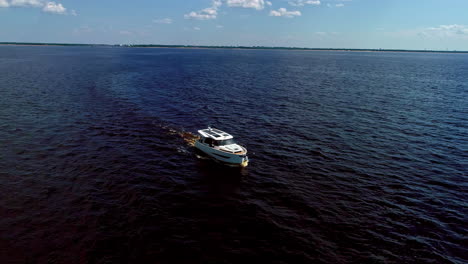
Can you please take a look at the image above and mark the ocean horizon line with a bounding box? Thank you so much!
[1,42,467,54]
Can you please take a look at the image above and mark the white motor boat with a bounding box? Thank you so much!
[195,127,249,167]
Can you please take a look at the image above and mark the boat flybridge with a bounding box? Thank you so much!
[195,127,249,167]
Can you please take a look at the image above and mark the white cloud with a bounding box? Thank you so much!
[385,24,468,44]
[10,0,42,7]
[42,1,66,14]
[269,8,301,18]
[325,0,350,8]
[1,0,74,15]
[0,0,9,7]
[227,0,266,10]
[184,0,221,20]
[212,0,222,8]
[266,1,272,6]
[289,0,320,7]
[194,27,201,31]
[184,8,217,20]
[153,18,173,24]
[422,24,468,38]
[216,25,224,28]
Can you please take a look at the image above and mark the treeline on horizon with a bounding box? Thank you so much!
[1,42,467,53]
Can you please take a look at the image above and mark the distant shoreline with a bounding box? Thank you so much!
[1,42,467,54]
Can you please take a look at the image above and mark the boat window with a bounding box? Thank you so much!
[204,138,214,145]
[215,139,235,146]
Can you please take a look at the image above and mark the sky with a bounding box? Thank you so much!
[1,0,468,50]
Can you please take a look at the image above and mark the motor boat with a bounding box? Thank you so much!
[195,127,249,167]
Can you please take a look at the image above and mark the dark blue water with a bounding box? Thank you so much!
[0,46,466,263]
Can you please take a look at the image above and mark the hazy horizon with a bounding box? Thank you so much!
[2,42,468,52]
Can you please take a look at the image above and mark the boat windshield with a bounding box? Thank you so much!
[215,139,235,146]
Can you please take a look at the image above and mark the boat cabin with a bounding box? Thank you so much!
[198,127,236,146]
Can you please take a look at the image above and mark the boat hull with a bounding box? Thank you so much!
[195,141,248,167]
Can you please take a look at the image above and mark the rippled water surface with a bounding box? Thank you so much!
[0,46,466,263]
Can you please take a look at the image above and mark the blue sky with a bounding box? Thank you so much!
[1,0,468,50]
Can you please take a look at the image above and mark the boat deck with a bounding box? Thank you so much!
[214,146,247,155]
